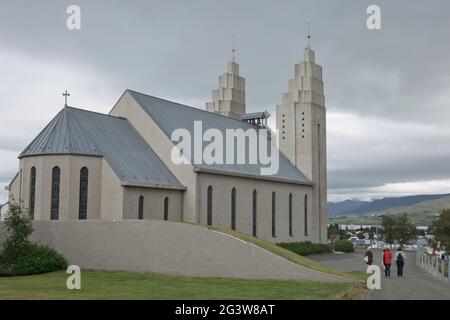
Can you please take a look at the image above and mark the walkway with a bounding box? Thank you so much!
[309,248,450,299]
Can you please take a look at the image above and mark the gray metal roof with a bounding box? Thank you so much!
[127,90,311,184]
[241,111,271,120]
[19,106,184,189]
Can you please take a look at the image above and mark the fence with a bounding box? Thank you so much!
[416,246,450,284]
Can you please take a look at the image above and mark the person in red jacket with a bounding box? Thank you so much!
[383,248,392,277]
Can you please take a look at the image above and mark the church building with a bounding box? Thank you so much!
[6,43,327,244]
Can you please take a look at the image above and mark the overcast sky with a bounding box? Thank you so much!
[1,0,449,203]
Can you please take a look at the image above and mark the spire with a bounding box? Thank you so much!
[232,33,236,62]
[206,40,246,119]
[307,19,311,49]
[304,19,315,63]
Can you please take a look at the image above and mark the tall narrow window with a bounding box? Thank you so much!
[289,193,293,236]
[29,167,36,220]
[304,194,308,236]
[272,192,276,237]
[50,166,60,220]
[138,196,144,220]
[78,167,88,220]
[164,197,169,221]
[252,190,257,237]
[207,186,213,225]
[231,188,236,230]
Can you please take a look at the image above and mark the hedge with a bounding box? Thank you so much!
[334,240,354,253]
[277,241,332,256]
[0,243,67,276]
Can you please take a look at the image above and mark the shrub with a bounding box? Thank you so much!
[0,243,67,276]
[334,240,354,253]
[0,201,67,276]
[277,241,332,256]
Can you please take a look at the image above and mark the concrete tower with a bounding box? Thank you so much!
[206,51,246,119]
[276,44,327,243]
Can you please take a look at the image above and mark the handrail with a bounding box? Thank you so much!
[416,245,449,284]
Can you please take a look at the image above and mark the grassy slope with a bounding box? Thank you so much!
[0,270,365,300]
[329,196,450,226]
[0,222,368,299]
[205,225,361,281]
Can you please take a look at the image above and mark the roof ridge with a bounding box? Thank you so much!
[63,107,72,153]
[126,89,256,126]
[65,105,127,120]
[43,108,66,154]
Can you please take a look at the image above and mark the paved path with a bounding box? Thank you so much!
[309,248,450,300]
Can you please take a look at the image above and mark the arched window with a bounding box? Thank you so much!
[29,167,36,220]
[207,186,213,226]
[272,192,276,237]
[50,166,60,220]
[138,196,144,220]
[304,194,308,236]
[252,190,257,237]
[78,167,88,220]
[289,193,293,236]
[164,197,169,221]
[231,188,236,230]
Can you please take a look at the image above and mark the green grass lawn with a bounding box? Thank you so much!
[0,270,366,300]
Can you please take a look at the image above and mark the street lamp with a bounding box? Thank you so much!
[372,213,382,248]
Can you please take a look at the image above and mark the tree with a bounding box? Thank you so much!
[394,213,418,247]
[380,213,417,247]
[417,229,426,237]
[3,201,33,252]
[429,209,450,250]
[327,223,346,241]
[380,214,397,245]
[1,201,67,276]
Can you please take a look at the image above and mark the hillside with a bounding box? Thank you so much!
[328,194,450,217]
[328,194,450,226]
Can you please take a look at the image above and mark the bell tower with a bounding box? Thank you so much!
[206,35,246,119]
[276,35,327,243]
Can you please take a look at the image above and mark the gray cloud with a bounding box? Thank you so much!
[1,0,449,201]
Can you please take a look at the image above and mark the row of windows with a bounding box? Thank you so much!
[206,186,309,237]
[28,166,88,220]
[30,166,171,221]
[138,195,170,220]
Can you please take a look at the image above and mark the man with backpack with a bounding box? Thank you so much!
[395,247,406,276]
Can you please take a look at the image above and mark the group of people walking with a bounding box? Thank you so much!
[365,247,407,277]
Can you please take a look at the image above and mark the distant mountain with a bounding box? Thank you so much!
[328,193,450,218]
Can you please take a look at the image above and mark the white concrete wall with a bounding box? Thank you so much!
[0,220,348,282]
[16,155,103,220]
[123,187,183,221]
[99,159,123,221]
[276,47,327,243]
[197,172,317,243]
[7,173,20,205]
[109,92,197,223]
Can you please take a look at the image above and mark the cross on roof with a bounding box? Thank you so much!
[63,90,70,107]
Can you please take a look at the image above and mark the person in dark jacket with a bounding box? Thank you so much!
[394,247,406,276]
[365,248,374,265]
